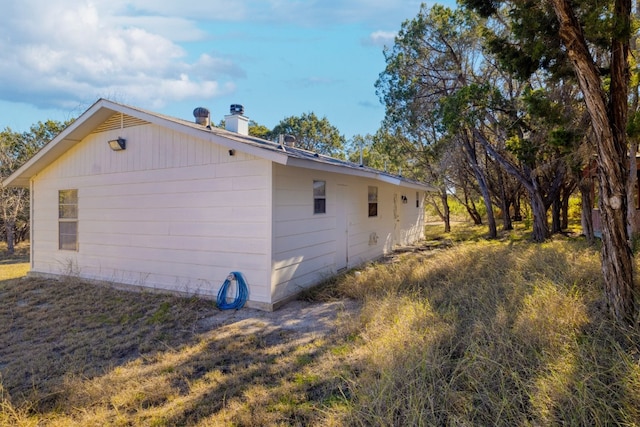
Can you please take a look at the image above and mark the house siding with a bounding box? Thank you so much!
[270,164,425,303]
[30,123,273,303]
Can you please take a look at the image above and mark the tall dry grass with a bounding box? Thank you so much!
[323,229,640,426]
[2,226,640,426]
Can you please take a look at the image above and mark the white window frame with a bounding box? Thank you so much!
[368,186,378,217]
[59,189,78,251]
[313,180,326,214]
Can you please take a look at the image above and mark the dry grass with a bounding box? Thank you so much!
[2,225,640,426]
[0,242,30,280]
[0,245,353,426]
[325,225,640,426]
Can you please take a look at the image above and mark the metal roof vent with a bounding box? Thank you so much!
[284,134,296,147]
[277,134,297,148]
[230,104,244,115]
[193,107,211,127]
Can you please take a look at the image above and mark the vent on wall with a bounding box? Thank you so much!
[91,113,150,134]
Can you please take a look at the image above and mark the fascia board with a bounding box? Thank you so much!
[285,157,435,191]
[3,100,290,187]
[3,100,114,187]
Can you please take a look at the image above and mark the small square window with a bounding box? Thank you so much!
[368,186,378,217]
[314,180,326,214]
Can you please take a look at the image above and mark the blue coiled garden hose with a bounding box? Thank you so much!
[217,271,248,310]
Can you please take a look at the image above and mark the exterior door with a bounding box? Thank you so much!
[336,184,348,270]
[393,192,401,246]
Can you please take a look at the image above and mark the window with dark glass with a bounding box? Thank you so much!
[59,189,78,250]
[368,186,378,217]
[314,180,326,214]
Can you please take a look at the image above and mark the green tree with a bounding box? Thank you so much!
[376,4,498,237]
[214,118,271,139]
[345,134,393,171]
[0,120,70,253]
[270,112,345,157]
[248,121,271,139]
[462,0,635,323]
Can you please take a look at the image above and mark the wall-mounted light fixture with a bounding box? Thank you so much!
[228,149,236,156]
[108,137,126,151]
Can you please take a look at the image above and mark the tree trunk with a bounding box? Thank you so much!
[628,138,638,237]
[551,196,562,234]
[561,186,571,230]
[513,194,523,221]
[499,169,513,231]
[529,190,550,242]
[580,176,595,244]
[478,176,497,238]
[551,0,635,323]
[627,0,640,239]
[502,198,513,231]
[5,218,15,255]
[472,128,549,240]
[440,185,451,233]
[462,190,483,224]
[462,135,497,238]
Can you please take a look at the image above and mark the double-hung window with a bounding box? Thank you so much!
[313,180,326,214]
[59,189,78,250]
[368,186,378,217]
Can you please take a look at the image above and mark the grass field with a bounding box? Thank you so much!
[0,243,29,280]
[2,225,640,426]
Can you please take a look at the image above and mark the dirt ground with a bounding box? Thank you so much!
[197,298,361,336]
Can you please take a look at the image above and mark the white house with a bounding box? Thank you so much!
[4,99,433,310]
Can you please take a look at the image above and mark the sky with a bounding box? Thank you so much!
[0,0,456,141]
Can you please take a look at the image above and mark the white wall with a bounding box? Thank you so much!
[30,123,273,303]
[271,164,426,303]
[396,190,427,246]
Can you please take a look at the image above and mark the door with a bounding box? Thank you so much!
[393,192,401,246]
[336,184,348,270]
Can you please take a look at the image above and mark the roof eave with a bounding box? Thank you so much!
[3,99,114,188]
[285,157,435,191]
[3,98,436,192]
[3,99,290,188]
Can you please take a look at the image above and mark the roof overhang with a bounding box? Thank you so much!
[3,99,289,188]
[285,157,436,192]
[3,98,436,193]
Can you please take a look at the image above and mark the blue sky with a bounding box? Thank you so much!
[0,0,456,141]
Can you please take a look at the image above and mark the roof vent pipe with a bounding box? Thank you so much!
[284,134,296,147]
[278,134,296,147]
[193,107,210,127]
[230,104,244,115]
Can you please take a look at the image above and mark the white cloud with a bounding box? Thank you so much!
[0,0,446,116]
[0,0,241,110]
[365,30,397,47]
